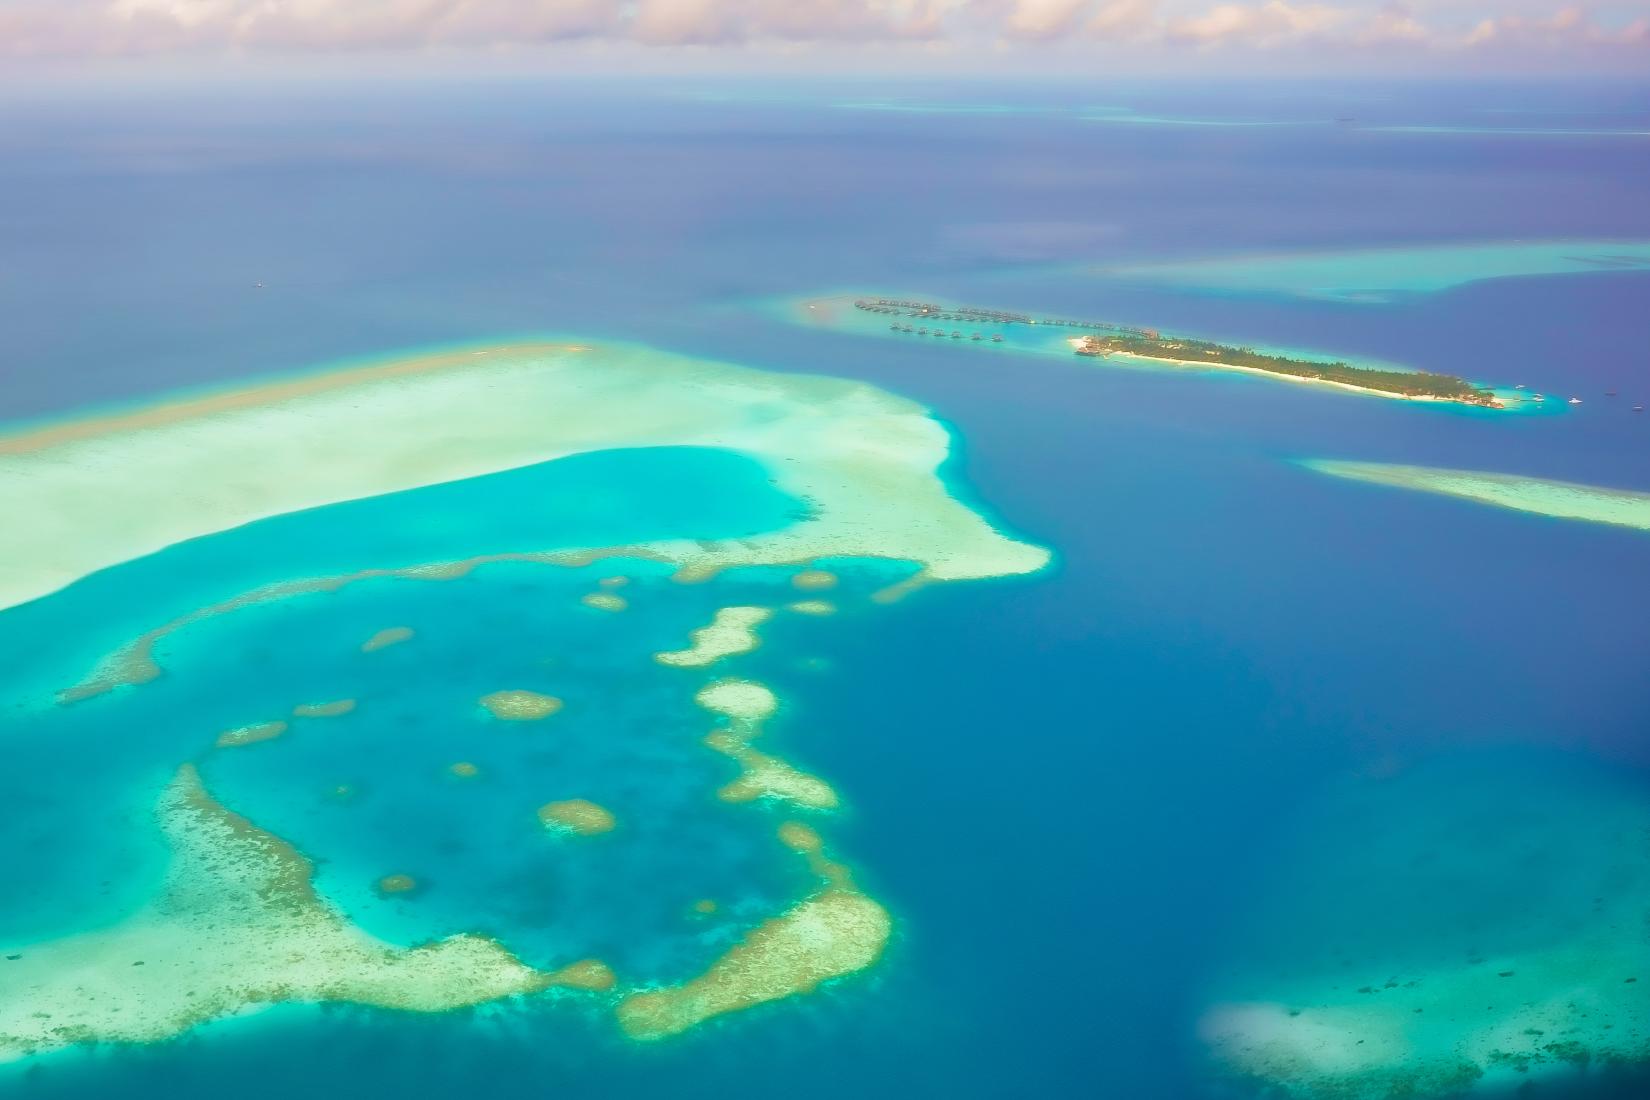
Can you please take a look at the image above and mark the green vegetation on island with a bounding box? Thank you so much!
[845,296,1500,406]
[1075,333,1499,406]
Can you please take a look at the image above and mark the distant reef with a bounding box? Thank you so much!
[1303,460,1650,532]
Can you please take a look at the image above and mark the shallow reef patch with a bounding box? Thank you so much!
[694,678,779,724]
[656,606,772,668]
[537,799,617,836]
[215,721,287,749]
[480,690,564,721]
[0,766,604,1062]
[292,698,356,719]
[362,626,415,653]
[615,824,888,1040]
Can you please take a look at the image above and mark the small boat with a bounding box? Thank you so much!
[1569,397,1583,405]
[1634,405,1644,413]
[917,327,927,335]
[1514,383,1526,389]
[992,334,1004,342]
[971,333,982,341]
[1606,391,1618,397]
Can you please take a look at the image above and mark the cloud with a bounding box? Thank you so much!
[0,0,1645,63]
[1462,5,1650,48]
[1086,0,1158,37]
[631,0,950,45]
[1166,1,1347,46]
[991,0,1158,40]
[1353,2,1427,44]
[630,0,741,44]
[2,0,620,55]
[998,0,1092,39]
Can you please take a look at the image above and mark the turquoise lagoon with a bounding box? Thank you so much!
[2,79,1649,1100]
[1,440,927,1044]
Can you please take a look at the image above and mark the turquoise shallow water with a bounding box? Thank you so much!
[1094,241,1650,303]
[0,431,945,1089]
[0,446,826,945]
[2,78,1649,1099]
[2,446,799,705]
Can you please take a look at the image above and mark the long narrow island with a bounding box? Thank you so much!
[843,297,1503,408]
[1073,333,1500,406]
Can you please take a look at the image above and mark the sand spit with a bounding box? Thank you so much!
[615,823,889,1040]
[0,766,607,1062]
[656,606,772,668]
[2,339,1047,615]
[1304,460,1650,532]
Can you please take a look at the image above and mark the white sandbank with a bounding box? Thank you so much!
[1304,460,1650,532]
[0,340,1048,613]
[0,766,604,1061]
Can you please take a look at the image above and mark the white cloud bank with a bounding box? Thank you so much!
[0,0,1644,65]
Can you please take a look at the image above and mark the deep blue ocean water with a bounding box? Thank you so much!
[1,78,1648,1098]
